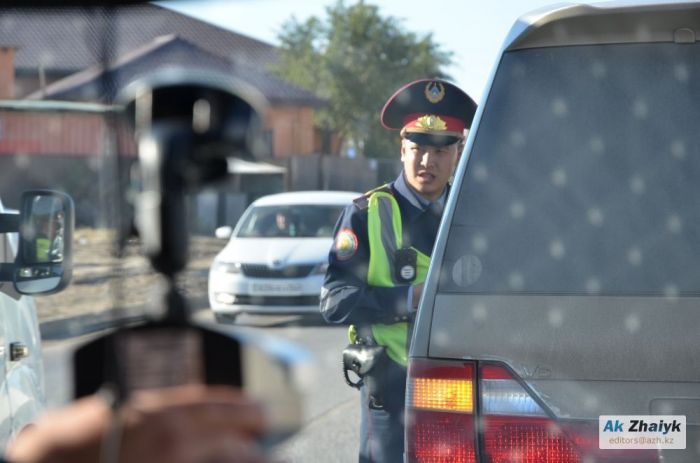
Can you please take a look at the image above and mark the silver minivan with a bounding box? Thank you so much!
[408,2,700,462]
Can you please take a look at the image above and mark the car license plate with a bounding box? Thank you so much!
[249,282,303,295]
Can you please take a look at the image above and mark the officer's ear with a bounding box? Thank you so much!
[400,137,408,162]
[453,139,463,161]
[450,139,463,184]
[455,135,466,163]
[458,131,467,154]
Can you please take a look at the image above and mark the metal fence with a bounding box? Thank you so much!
[190,154,403,235]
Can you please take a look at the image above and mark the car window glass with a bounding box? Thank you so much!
[237,205,344,238]
[443,43,700,296]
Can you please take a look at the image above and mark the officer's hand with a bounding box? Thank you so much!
[7,385,271,463]
[412,283,425,310]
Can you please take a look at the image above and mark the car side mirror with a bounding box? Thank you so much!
[214,226,233,240]
[14,190,74,295]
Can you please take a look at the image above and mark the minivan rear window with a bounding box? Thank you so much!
[441,42,700,295]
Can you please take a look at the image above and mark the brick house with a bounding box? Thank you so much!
[0,4,328,158]
[0,5,341,227]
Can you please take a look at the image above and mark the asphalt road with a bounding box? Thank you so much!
[42,310,361,463]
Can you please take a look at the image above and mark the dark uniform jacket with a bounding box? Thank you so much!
[320,173,444,327]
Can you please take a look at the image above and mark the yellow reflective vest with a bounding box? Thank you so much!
[350,186,430,366]
[35,237,51,262]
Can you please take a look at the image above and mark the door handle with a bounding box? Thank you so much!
[10,342,29,361]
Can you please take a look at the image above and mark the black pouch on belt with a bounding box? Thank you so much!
[342,343,387,390]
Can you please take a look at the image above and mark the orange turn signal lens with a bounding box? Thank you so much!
[410,377,474,413]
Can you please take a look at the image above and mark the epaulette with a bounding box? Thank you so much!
[352,183,392,210]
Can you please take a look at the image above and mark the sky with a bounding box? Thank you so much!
[160,0,684,102]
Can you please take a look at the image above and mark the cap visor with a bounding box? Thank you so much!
[404,132,460,147]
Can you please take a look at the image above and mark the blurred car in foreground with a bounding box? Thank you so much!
[0,190,73,449]
[209,191,359,322]
[407,2,700,462]
[0,202,44,449]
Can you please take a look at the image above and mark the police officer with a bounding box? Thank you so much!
[320,78,476,462]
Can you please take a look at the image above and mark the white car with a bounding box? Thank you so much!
[0,201,45,449]
[209,191,360,322]
[0,190,73,452]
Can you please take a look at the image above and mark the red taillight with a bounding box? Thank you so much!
[480,364,580,462]
[406,361,658,462]
[483,416,582,463]
[480,364,658,463]
[406,359,477,463]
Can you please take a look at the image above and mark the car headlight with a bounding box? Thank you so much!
[312,262,329,275]
[212,261,241,274]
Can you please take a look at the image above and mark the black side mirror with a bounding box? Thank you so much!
[14,190,74,295]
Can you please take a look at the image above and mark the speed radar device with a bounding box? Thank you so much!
[72,72,303,442]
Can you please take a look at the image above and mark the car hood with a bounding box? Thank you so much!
[215,237,332,266]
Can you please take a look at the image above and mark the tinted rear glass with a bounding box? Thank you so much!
[442,42,700,295]
[236,204,344,238]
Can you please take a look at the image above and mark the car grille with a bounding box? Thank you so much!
[234,295,320,306]
[241,264,315,279]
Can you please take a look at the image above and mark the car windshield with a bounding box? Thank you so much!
[236,205,344,238]
[5,1,688,462]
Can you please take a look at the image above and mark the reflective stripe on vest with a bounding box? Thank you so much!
[36,238,50,262]
[366,190,429,366]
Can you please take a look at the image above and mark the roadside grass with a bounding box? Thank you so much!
[34,228,225,322]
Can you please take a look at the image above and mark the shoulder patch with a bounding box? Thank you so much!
[334,228,359,261]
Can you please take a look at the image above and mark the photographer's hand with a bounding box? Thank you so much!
[7,385,271,463]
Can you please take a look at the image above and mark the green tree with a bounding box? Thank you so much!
[274,0,453,158]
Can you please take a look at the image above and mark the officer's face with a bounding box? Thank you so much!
[401,138,459,201]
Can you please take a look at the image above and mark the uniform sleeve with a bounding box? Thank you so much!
[319,203,410,325]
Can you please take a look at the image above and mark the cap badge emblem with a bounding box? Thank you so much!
[425,81,445,103]
[416,114,447,131]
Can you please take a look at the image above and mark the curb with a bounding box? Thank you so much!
[39,299,210,340]
[40,310,147,341]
